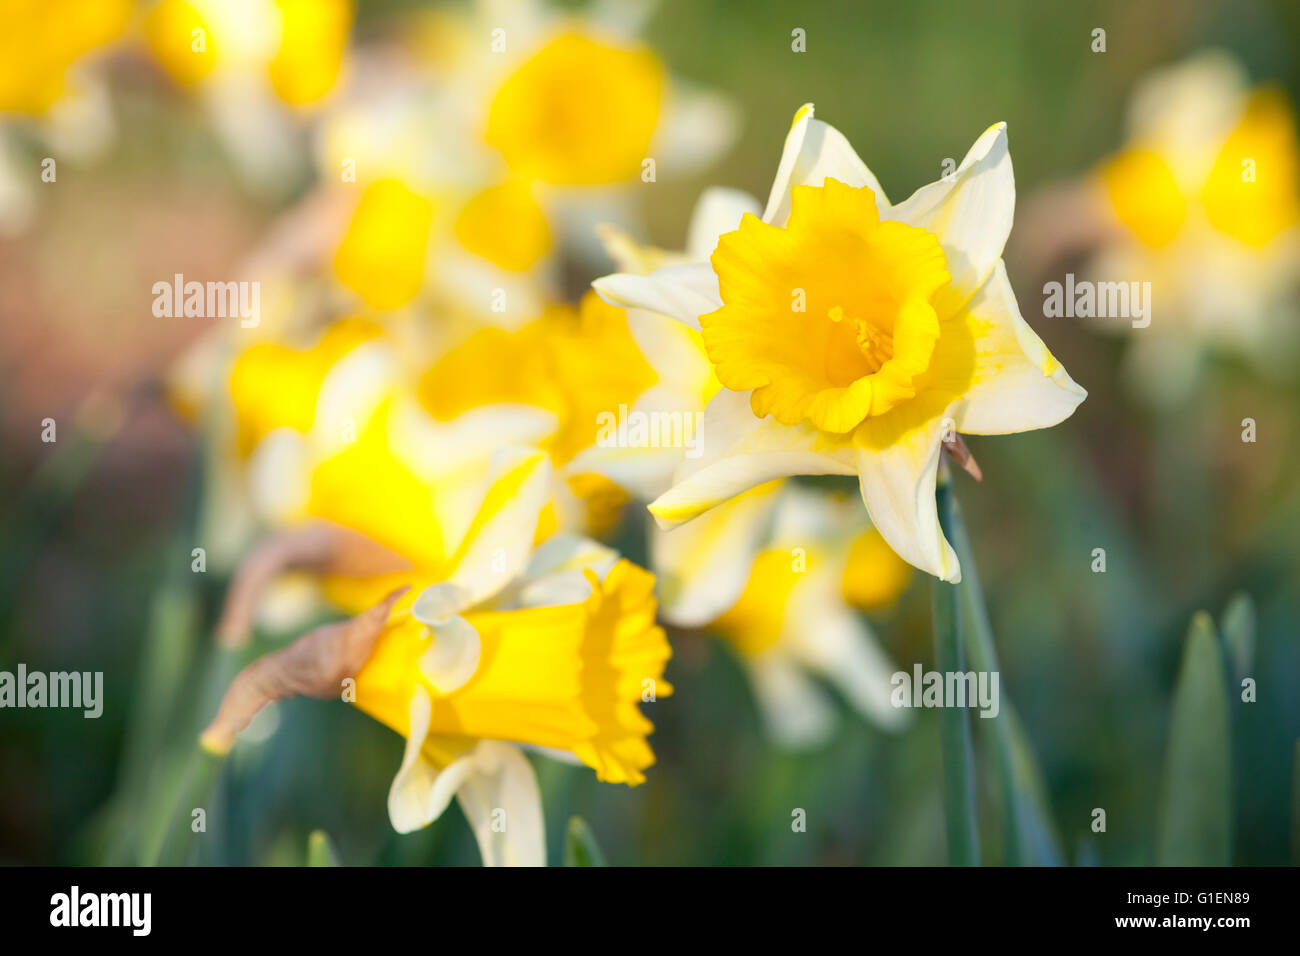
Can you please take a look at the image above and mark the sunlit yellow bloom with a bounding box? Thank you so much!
[0,0,128,116]
[840,527,912,612]
[358,558,670,786]
[421,291,657,465]
[453,178,553,272]
[333,178,436,310]
[268,0,352,106]
[1088,52,1300,400]
[146,0,351,106]
[596,104,1086,581]
[708,179,950,432]
[486,31,664,185]
[702,487,909,746]
[335,449,673,864]
[229,317,382,454]
[1103,67,1299,250]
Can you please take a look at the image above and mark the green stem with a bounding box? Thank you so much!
[145,742,227,866]
[933,479,980,866]
[946,492,1022,865]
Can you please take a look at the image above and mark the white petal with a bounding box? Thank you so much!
[523,533,620,580]
[743,654,837,749]
[854,409,961,582]
[387,688,475,833]
[248,428,310,522]
[786,569,909,730]
[512,569,595,608]
[653,84,740,176]
[443,447,552,606]
[503,534,619,608]
[417,616,482,694]
[565,441,681,501]
[592,264,722,331]
[648,389,856,529]
[624,309,713,399]
[393,401,559,482]
[412,581,474,624]
[686,187,762,261]
[887,123,1013,310]
[951,261,1087,435]
[762,104,890,227]
[455,741,546,867]
[652,482,782,628]
[311,343,395,455]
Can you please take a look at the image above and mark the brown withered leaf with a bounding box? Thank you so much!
[215,521,412,648]
[201,586,409,755]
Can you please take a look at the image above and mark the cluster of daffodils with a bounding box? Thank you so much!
[171,0,723,866]
[195,93,1089,866]
[134,0,1108,866]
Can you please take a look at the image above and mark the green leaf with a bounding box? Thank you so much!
[1156,612,1231,866]
[564,817,607,867]
[1220,592,1255,687]
[948,489,1061,865]
[307,830,342,867]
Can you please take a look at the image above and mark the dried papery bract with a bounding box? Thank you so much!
[215,521,412,648]
[201,586,409,754]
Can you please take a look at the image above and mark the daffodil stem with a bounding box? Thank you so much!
[145,742,226,867]
[933,480,980,866]
[946,491,1024,866]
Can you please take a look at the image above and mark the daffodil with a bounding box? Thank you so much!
[203,447,673,866]
[0,0,130,233]
[659,483,911,747]
[315,0,735,317]
[1086,52,1300,400]
[414,288,698,536]
[144,0,353,189]
[595,104,1087,582]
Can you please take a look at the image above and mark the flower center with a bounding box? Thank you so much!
[703,178,951,434]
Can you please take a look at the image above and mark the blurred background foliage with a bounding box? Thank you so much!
[2,0,1298,865]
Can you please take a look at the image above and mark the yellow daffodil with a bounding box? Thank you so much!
[145,0,353,189]
[315,0,735,316]
[226,317,556,542]
[205,445,673,866]
[0,0,130,233]
[659,482,910,747]
[1088,52,1300,400]
[333,448,671,865]
[595,104,1087,582]
[418,291,665,534]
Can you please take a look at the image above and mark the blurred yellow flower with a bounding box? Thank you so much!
[1087,52,1300,401]
[146,0,351,106]
[840,527,912,612]
[486,31,664,185]
[0,0,129,116]
[333,178,435,310]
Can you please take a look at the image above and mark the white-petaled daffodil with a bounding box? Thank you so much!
[595,104,1087,582]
